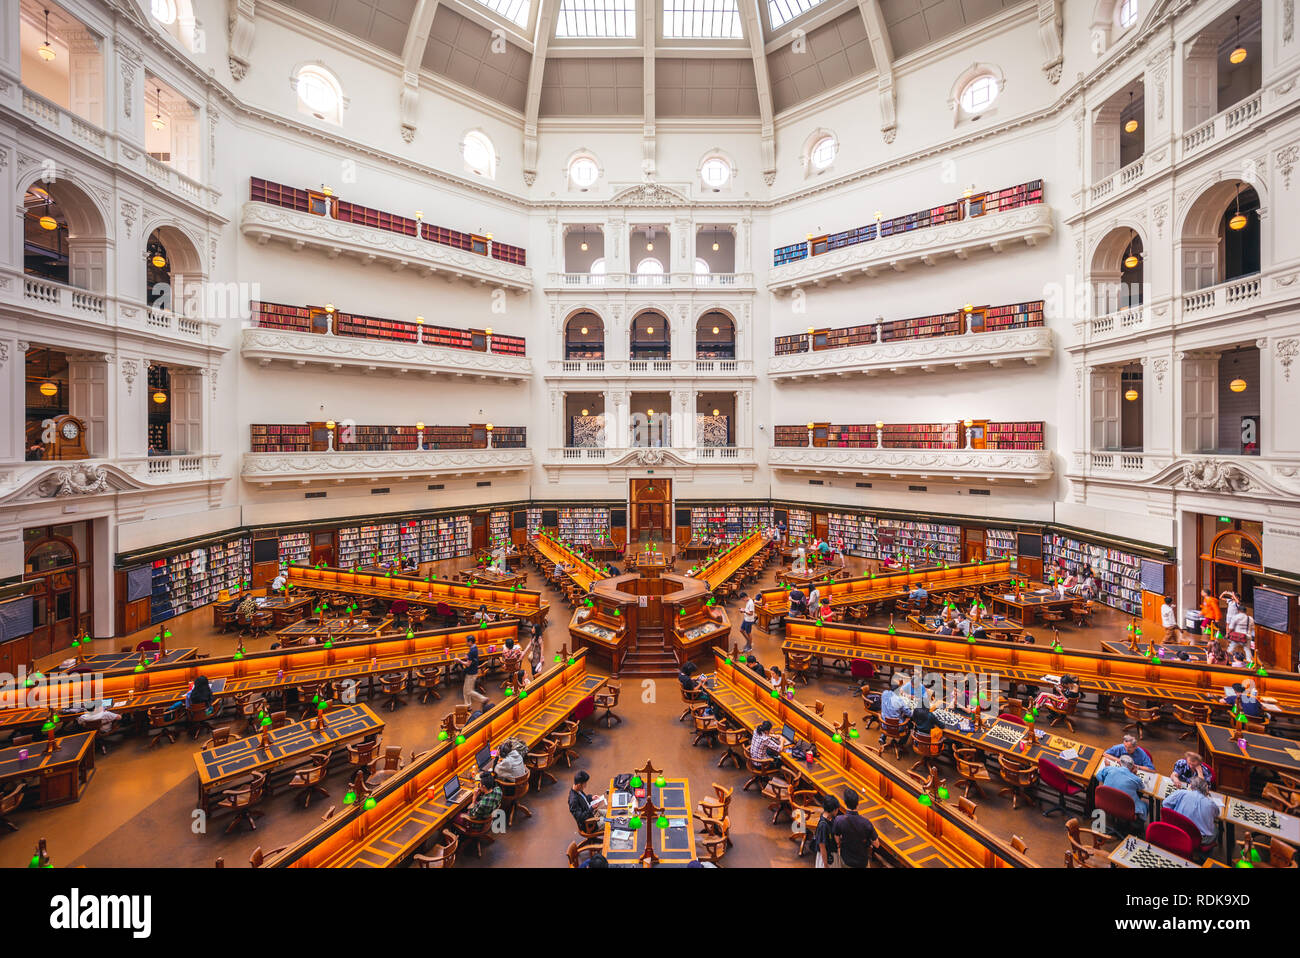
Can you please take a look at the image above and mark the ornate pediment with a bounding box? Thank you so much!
[610,447,691,468]
[608,184,691,209]
[1145,458,1299,498]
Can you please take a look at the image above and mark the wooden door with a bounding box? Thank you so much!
[1182,358,1218,453]
[814,513,828,541]
[964,528,985,563]
[471,514,488,550]
[310,531,335,567]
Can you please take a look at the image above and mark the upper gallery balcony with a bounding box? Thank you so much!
[0,454,226,505]
[241,301,530,382]
[767,180,1050,295]
[770,300,1052,380]
[240,179,532,293]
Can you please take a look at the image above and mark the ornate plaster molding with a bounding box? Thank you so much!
[769,327,1053,379]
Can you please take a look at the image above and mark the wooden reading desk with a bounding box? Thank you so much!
[989,588,1077,626]
[274,616,391,644]
[529,535,608,593]
[1198,722,1300,795]
[0,730,96,806]
[55,648,197,674]
[602,776,696,866]
[689,531,767,592]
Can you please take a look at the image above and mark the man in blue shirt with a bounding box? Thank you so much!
[1095,755,1146,822]
[1162,777,1219,844]
[880,687,912,723]
[908,584,928,602]
[1104,735,1155,772]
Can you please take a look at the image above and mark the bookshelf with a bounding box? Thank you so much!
[977,300,1045,332]
[815,325,877,350]
[250,177,525,264]
[489,511,510,544]
[336,312,419,344]
[278,531,311,566]
[250,424,311,453]
[339,425,420,452]
[148,536,250,625]
[773,242,809,267]
[774,333,808,356]
[985,528,1016,559]
[877,519,961,565]
[882,311,961,342]
[1044,533,1141,615]
[880,423,960,449]
[559,507,609,545]
[787,509,812,543]
[337,526,362,568]
[825,424,878,448]
[490,333,526,356]
[773,425,808,447]
[970,180,1044,216]
[827,512,878,557]
[252,300,526,355]
[985,421,1045,450]
[490,426,527,449]
[690,505,772,541]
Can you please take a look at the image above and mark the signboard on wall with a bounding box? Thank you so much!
[1212,532,1262,568]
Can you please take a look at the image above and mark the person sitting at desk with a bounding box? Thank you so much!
[1171,751,1214,788]
[1230,648,1250,668]
[1061,570,1079,594]
[1095,754,1147,823]
[474,605,495,625]
[910,702,941,735]
[744,654,765,678]
[880,685,913,737]
[568,769,606,832]
[494,738,529,783]
[970,624,990,640]
[908,584,928,603]
[237,592,257,622]
[77,699,122,731]
[935,619,956,636]
[455,771,503,828]
[1161,776,1219,847]
[168,674,214,715]
[768,666,784,694]
[952,614,972,638]
[749,720,785,764]
[271,571,288,592]
[788,587,807,618]
[816,599,834,623]
[1033,673,1080,712]
[678,661,706,696]
[1206,641,1228,666]
[1226,680,1264,718]
[1104,734,1155,772]
[1081,572,1098,599]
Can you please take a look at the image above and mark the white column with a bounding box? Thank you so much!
[674,388,693,450]
[116,355,149,458]
[68,352,110,458]
[0,338,24,462]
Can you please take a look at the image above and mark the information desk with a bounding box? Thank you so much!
[55,648,197,674]
[0,622,521,732]
[576,572,723,673]
[195,703,384,810]
[989,589,1077,626]
[266,652,608,867]
[602,777,696,866]
[286,565,548,626]
[529,535,609,593]
[211,593,312,630]
[0,730,96,806]
[780,620,1300,717]
[754,560,1015,632]
[703,652,1034,868]
[1197,722,1300,795]
[689,531,768,592]
[274,616,391,644]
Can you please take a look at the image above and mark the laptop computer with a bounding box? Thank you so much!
[781,723,797,745]
[475,744,493,771]
[443,774,468,804]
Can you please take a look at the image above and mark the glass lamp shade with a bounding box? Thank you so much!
[39,215,58,231]
[1124,253,1140,269]
[39,381,58,397]
[152,390,167,404]
[1230,46,1247,64]
[1124,389,1139,401]
[1229,213,1248,231]
[151,253,167,268]
[38,43,55,61]
[1124,118,1138,133]
[1229,379,1247,393]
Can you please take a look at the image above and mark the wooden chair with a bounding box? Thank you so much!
[499,774,532,826]
[575,811,603,843]
[216,771,267,833]
[788,787,823,857]
[909,729,944,778]
[249,611,273,637]
[145,706,184,749]
[241,696,269,734]
[218,608,240,633]
[1065,817,1114,867]
[879,716,909,760]
[295,683,325,720]
[1122,698,1161,739]
[679,685,707,721]
[347,740,378,779]
[547,721,580,767]
[287,751,332,808]
[200,726,234,749]
[411,668,441,704]
[1070,601,1094,627]
[996,755,1039,810]
[0,782,25,831]
[1236,836,1296,868]
[366,746,404,788]
[716,727,749,769]
[526,738,559,789]
[452,813,496,858]
[690,705,719,748]
[787,654,813,687]
[1172,703,1211,741]
[1011,834,1029,854]
[761,774,795,825]
[1261,782,1300,815]
[957,797,978,820]
[1044,695,1078,733]
[248,844,288,868]
[565,839,603,867]
[186,702,217,739]
[413,830,459,868]
[379,672,408,712]
[953,747,991,798]
[743,751,778,792]
[269,710,289,729]
[695,783,733,832]
[593,682,622,727]
[697,816,731,864]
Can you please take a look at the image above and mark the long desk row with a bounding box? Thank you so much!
[0,622,523,732]
[689,531,768,592]
[528,535,609,593]
[286,565,547,624]
[266,650,608,867]
[755,560,1015,631]
[705,651,1035,868]
[779,620,1300,716]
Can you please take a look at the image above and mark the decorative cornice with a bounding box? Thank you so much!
[0,455,227,505]
[769,327,1053,379]
[240,328,532,381]
[768,447,1054,482]
[240,448,533,485]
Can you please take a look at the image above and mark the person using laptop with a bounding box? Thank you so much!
[568,770,606,832]
[454,771,502,828]
[77,698,121,731]
[493,737,528,782]
[749,720,785,764]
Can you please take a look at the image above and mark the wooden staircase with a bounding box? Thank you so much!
[621,628,677,677]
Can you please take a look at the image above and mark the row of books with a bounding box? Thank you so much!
[250,177,526,265]
[690,505,773,540]
[250,423,311,453]
[149,537,250,624]
[986,421,1045,451]
[773,299,1046,354]
[1043,533,1142,615]
[984,528,1016,559]
[251,300,526,356]
[786,509,811,542]
[278,531,311,566]
[489,511,511,544]
[772,178,1044,264]
[559,507,610,545]
[334,517,472,566]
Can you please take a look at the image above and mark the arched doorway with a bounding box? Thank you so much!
[21,176,108,291]
[1181,180,1261,291]
[1199,525,1264,611]
[564,311,604,360]
[23,524,93,656]
[696,311,736,360]
[630,311,669,361]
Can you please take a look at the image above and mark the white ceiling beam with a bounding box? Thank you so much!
[398,0,441,142]
[738,0,776,184]
[522,0,557,185]
[642,0,657,178]
[856,0,896,143]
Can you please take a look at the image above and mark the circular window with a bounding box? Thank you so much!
[463,132,495,178]
[701,157,731,189]
[959,75,999,114]
[570,156,599,189]
[296,67,340,117]
[152,0,178,25]
[1117,0,1139,29]
[809,135,837,172]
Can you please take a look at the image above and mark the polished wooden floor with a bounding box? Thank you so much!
[1,554,1217,868]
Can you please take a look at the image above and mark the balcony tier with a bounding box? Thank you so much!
[767,446,1054,483]
[542,446,756,482]
[240,448,533,486]
[769,327,1053,380]
[0,455,226,505]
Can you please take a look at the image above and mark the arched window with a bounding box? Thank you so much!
[701,156,731,190]
[959,74,999,114]
[636,258,664,275]
[151,0,178,24]
[694,258,710,275]
[589,257,606,274]
[1117,0,1138,30]
[569,155,600,190]
[296,65,343,124]
[809,134,837,172]
[463,131,496,179]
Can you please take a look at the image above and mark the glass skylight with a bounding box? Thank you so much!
[470,0,531,26]
[767,0,828,29]
[556,0,637,38]
[663,0,742,39]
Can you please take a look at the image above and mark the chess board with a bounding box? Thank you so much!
[983,720,1030,747]
[932,708,972,732]
[1228,803,1280,830]
[1114,837,1194,868]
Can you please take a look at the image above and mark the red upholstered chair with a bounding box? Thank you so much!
[1160,806,1216,858]
[570,694,597,744]
[997,713,1026,725]
[1094,784,1140,837]
[1145,821,1196,859]
[848,659,875,696]
[1037,757,1082,818]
